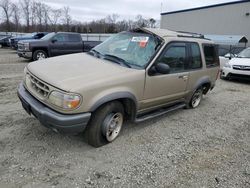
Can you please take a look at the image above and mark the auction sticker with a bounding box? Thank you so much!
[131,36,149,42]
[131,36,149,48]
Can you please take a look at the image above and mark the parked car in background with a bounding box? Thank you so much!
[83,41,102,52]
[0,35,11,47]
[10,32,48,49]
[221,47,250,80]
[18,28,220,147]
[218,46,246,69]
[17,32,100,61]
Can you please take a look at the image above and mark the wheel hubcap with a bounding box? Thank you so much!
[192,90,202,108]
[102,112,123,142]
[36,52,46,60]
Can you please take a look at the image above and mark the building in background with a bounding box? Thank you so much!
[160,0,250,46]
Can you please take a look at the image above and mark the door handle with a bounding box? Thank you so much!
[179,75,188,80]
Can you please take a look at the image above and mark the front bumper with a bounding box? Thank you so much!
[17,83,91,135]
[17,51,32,59]
[221,67,250,78]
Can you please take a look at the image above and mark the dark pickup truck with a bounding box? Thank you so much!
[17,32,100,61]
[10,32,48,49]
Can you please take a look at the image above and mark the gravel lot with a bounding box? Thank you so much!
[0,48,249,188]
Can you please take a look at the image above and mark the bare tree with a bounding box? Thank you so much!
[106,14,119,24]
[49,8,62,31]
[135,14,149,27]
[12,4,20,32]
[149,18,156,28]
[62,6,71,31]
[20,0,31,32]
[30,0,37,31]
[35,2,43,31]
[0,0,13,31]
[42,4,50,31]
[105,14,119,33]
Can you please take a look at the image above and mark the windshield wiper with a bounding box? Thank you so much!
[89,49,102,57]
[103,54,131,68]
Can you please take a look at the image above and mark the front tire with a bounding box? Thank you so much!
[86,101,124,147]
[33,50,47,61]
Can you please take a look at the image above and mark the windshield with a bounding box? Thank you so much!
[238,48,250,58]
[23,33,37,38]
[41,33,55,40]
[92,31,160,68]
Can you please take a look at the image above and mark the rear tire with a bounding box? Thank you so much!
[86,101,124,147]
[33,50,47,61]
[188,88,203,108]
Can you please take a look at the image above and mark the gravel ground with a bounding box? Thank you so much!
[0,48,249,188]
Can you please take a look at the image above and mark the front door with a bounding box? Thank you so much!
[50,34,67,56]
[141,42,189,110]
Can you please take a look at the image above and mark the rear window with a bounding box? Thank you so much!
[68,34,81,42]
[203,45,219,67]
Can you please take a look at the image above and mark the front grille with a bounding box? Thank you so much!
[233,65,250,71]
[26,73,50,99]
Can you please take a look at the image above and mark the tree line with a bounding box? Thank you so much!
[0,0,157,33]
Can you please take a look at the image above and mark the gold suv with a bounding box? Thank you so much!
[18,28,220,147]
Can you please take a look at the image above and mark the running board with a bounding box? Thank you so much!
[135,103,186,123]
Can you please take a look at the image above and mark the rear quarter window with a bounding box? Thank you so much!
[190,43,202,69]
[203,44,219,67]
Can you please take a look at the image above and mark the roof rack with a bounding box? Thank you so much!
[176,31,210,40]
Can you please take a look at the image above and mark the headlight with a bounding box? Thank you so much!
[224,62,231,68]
[23,43,30,51]
[49,91,81,110]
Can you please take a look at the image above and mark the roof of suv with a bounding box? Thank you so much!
[141,27,212,43]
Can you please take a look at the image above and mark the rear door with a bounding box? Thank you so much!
[142,42,190,110]
[64,34,83,54]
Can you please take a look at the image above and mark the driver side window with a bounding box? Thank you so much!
[157,43,187,73]
[53,34,67,42]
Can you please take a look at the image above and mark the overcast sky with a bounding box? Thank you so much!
[41,0,240,21]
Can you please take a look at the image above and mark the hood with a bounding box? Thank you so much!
[229,58,250,66]
[27,53,139,92]
[12,36,35,41]
[18,39,41,44]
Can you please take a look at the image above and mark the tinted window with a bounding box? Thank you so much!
[53,34,67,42]
[68,34,81,42]
[203,45,219,67]
[157,43,186,73]
[190,43,202,69]
[36,33,45,39]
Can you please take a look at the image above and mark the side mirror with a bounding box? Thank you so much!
[155,63,170,74]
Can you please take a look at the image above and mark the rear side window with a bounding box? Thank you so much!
[67,34,81,42]
[190,43,202,69]
[203,45,219,67]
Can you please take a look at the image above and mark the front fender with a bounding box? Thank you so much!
[89,91,138,112]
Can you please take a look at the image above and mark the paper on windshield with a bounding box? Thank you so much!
[131,36,149,48]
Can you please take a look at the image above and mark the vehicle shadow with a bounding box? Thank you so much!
[221,78,250,85]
